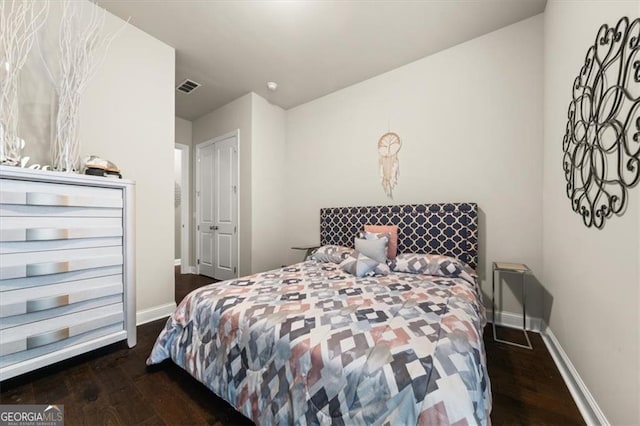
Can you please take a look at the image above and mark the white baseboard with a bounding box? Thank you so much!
[175,263,197,274]
[540,323,608,426]
[174,258,181,266]
[136,302,177,325]
[485,308,542,332]
[184,266,197,274]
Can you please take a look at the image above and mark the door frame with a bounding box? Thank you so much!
[195,129,240,278]
[175,143,191,274]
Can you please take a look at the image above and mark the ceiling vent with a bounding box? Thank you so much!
[176,79,201,94]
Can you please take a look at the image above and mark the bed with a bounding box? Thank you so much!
[147,203,491,425]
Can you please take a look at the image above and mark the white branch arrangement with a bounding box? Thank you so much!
[39,0,126,172]
[0,0,49,164]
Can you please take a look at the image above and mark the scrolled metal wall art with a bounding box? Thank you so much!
[562,16,639,229]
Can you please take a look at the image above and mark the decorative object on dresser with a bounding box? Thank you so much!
[0,0,49,166]
[82,155,122,179]
[562,16,640,229]
[0,165,136,380]
[37,0,127,172]
[377,131,401,198]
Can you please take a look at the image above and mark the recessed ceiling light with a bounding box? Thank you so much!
[266,81,278,91]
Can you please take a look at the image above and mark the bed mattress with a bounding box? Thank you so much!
[147,260,491,425]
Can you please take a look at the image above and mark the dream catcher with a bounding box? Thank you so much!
[378,132,402,198]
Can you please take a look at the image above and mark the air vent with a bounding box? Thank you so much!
[176,79,201,94]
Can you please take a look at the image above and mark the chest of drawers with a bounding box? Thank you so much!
[0,166,135,380]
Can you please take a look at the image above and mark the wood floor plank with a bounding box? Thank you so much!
[484,325,584,425]
[0,381,33,405]
[117,349,151,381]
[108,389,157,425]
[134,370,211,426]
[30,371,72,403]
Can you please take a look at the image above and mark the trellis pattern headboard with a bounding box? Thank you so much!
[320,203,478,269]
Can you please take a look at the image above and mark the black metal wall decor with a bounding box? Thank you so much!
[562,16,639,229]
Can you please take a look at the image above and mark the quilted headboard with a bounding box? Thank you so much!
[320,203,478,269]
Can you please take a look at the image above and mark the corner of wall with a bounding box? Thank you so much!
[541,322,609,425]
[136,303,177,325]
[542,1,640,424]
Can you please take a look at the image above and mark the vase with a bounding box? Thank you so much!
[52,89,81,172]
[0,71,23,166]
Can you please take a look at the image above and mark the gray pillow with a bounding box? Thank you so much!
[354,237,388,263]
[339,250,379,278]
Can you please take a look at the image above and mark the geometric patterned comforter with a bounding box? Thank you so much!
[147,260,491,425]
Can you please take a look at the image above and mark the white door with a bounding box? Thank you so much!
[196,133,238,280]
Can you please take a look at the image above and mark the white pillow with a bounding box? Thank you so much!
[354,237,388,263]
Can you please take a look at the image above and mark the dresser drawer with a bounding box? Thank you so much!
[0,178,123,218]
[0,204,123,218]
[0,274,123,319]
[0,216,122,255]
[0,216,122,241]
[0,265,123,292]
[1,294,123,330]
[0,323,125,371]
[0,237,123,255]
[0,246,123,280]
[0,302,124,357]
[0,179,123,209]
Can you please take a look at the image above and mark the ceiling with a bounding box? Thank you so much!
[100,0,547,121]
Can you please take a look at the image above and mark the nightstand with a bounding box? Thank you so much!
[492,262,532,350]
[291,246,319,260]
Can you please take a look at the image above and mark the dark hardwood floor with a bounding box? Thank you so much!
[174,265,218,305]
[485,327,584,425]
[1,268,584,425]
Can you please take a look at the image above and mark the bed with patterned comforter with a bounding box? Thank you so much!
[147,258,491,425]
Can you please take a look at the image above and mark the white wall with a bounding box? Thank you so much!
[191,92,287,275]
[18,1,175,321]
[175,117,192,267]
[251,93,287,272]
[175,117,192,146]
[79,7,176,319]
[285,15,544,317]
[174,149,182,259]
[543,2,639,424]
[192,93,252,276]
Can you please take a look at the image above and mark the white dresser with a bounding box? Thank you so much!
[0,165,135,380]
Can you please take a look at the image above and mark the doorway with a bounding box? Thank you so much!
[174,143,191,274]
[195,130,239,280]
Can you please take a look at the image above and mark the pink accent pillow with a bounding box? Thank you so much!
[365,225,398,259]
